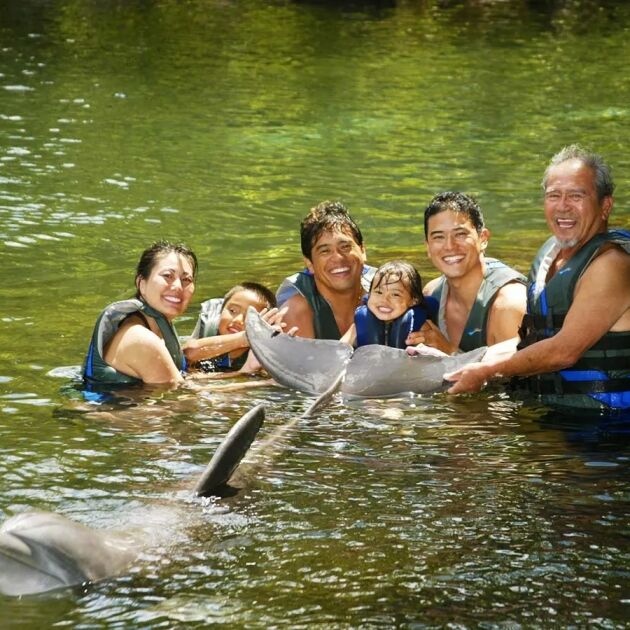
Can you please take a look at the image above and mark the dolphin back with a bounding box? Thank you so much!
[246,308,352,395]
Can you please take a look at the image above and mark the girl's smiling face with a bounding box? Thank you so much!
[367,274,415,322]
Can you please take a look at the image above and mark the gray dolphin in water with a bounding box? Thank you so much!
[0,404,266,597]
[245,308,487,398]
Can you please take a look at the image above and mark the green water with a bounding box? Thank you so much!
[1,1,629,627]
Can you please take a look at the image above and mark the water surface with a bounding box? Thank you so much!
[1,1,629,627]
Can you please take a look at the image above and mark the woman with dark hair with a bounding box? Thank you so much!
[83,241,198,386]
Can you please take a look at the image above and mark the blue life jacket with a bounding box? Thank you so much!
[83,299,186,387]
[516,229,630,413]
[276,266,377,340]
[354,297,439,349]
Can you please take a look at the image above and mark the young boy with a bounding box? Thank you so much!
[184,282,276,372]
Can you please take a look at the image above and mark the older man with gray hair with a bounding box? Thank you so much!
[446,145,630,416]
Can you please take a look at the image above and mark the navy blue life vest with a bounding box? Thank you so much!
[354,297,439,349]
[516,229,630,413]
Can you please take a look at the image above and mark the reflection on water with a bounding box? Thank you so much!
[1,0,629,627]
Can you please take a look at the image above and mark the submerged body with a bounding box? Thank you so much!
[0,404,266,597]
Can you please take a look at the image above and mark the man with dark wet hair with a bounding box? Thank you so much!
[277,200,375,339]
[415,191,526,354]
[446,145,630,416]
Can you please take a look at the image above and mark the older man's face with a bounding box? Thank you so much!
[543,158,612,250]
[305,228,366,296]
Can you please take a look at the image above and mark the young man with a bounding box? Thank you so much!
[416,192,526,354]
[446,145,630,415]
[277,200,375,339]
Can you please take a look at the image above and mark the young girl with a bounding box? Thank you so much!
[341,260,438,349]
[184,282,276,372]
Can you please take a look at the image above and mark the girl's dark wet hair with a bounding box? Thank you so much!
[135,240,198,298]
[370,260,426,307]
[223,282,277,310]
[423,192,485,238]
[300,200,363,260]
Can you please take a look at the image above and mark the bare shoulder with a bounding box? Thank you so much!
[580,244,630,289]
[492,280,527,313]
[281,293,315,338]
[423,277,441,295]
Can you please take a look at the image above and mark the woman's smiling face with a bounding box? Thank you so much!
[137,251,195,321]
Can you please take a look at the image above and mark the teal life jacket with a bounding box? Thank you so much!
[83,299,186,387]
[276,265,376,340]
[354,297,439,348]
[188,298,247,372]
[429,258,526,352]
[516,229,630,413]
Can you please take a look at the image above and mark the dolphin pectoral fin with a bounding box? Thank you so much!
[301,369,346,418]
[245,307,353,395]
[195,403,266,498]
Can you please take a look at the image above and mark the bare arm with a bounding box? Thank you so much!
[485,280,527,346]
[280,294,314,339]
[447,248,630,393]
[105,323,184,384]
[183,331,248,364]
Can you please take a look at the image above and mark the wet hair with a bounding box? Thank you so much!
[542,144,615,200]
[370,260,426,308]
[423,192,485,238]
[134,240,198,298]
[223,282,276,310]
[300,200,363,260]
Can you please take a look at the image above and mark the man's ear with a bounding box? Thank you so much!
[601,195,614,221]
[480,228,491,250]
[304,256,314,273]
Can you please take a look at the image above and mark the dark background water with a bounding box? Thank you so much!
[1,1,629,627]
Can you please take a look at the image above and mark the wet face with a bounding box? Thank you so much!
[218,289,268,336]
[425,209,488,280]
[305,228,366,296]
[367,275,415,322]
[543,158,612,250]
[137,251,195,321]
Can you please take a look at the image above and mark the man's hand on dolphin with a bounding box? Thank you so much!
[405,320,457,354]
[444,361,491,394]
[405,343,449,358]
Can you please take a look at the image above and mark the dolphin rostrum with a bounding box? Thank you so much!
[245,308,487,398]
[0,404,266,597]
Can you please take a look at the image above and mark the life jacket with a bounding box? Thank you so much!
[516,230,630,413]
[276,265,376,340]
[354,297,439,348]
[429,258,526,352]
[188,298,246,372]
[83,299,186,386]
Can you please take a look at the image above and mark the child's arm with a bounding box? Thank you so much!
[183,331,249,364]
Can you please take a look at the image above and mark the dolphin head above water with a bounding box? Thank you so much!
[0,404,267,597]
[245,308,487,398]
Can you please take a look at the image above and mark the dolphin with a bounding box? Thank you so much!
[0,404,266,597]
[245,308,487,398]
